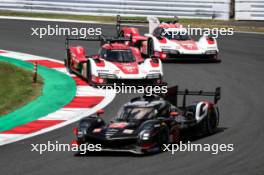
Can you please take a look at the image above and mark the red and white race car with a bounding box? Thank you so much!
[65,36,164,86]
[117,16,220,62]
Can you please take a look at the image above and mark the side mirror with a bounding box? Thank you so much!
[156,34,163,40]
[170,111,179,117]
[96,109,104,116]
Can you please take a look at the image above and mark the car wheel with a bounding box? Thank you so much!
[86,61,95,86]
[64,59,73,73]
[199,107,219,136]
[147,39,154,57]
[157,127,169,152]
[212,53,221,63]
[170,126,180,144]
[155,76,163,85]
[207,107,219,134]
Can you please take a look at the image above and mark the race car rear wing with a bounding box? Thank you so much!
[116,15,148,36]
[164,85,221,107]
[147,16,179,34]
[116,15,180,35]
[65,35,132,50]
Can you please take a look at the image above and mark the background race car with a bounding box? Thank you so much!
[65,36,164,86]
[116,15,220,62]
[72,85,221,154]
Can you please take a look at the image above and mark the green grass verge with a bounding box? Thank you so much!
[0,10,264,33]
[0,61,42,115]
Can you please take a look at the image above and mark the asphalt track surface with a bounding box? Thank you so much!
[0,19,263,175]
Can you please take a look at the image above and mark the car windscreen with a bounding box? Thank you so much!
[162,30,191,41]
[115,107,156,122]
[102,49,135,63]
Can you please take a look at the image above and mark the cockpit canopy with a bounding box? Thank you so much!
[100,48,135,63]
[115,106,157,122]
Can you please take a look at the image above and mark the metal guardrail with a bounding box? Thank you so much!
[0,0,231,20]
[235,0,264,20]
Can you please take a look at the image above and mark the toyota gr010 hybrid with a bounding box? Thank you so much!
[64,36,164,86]
[116,15,220,62]
[71,85,221,154]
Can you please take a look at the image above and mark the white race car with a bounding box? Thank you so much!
[117,16,220,62]
[65,36,164,86]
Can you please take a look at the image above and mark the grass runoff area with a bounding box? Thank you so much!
[0,10,264,33]
[0,61,42,116]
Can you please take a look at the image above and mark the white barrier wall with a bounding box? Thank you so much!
[0,0,231,20]
[235,0,264,20]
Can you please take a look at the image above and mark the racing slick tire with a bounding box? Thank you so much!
[210,53,221,63]
[147,38,154,57]
[157,126,170,152]
[86,60,96,87]
[65,51,73,73]
[170,126,181,144]
[198,106,219,136]
[207,107,220,134]
[64,58,73,73]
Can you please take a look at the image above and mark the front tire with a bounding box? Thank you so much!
[86,61,95,86]
[64,59,73,73]
[147,39,154,57]
[157,127,169,152]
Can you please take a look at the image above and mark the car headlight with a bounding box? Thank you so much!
[123,129,134,134]
[77,129,86,137]
[139,130,151,140]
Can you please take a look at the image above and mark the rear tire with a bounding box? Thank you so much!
[199,107,219,136]
[207,107,219,134]
[211,53,221,63]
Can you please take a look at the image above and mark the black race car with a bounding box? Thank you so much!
[72,86,221,154]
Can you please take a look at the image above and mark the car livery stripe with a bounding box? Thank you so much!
[0,49,116,146]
